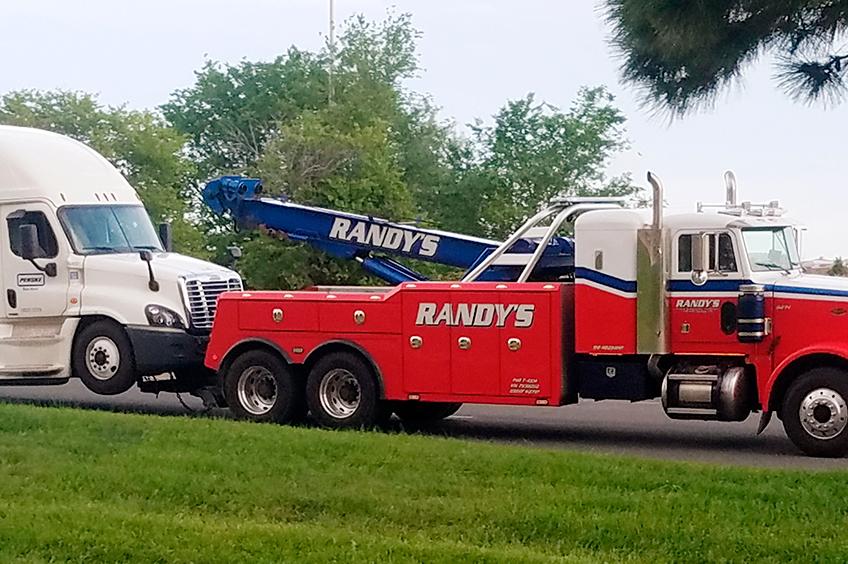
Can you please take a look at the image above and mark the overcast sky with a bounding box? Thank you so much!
[3,1,845,258]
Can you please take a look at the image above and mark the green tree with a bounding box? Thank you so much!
[605,1,848,114]
[162,49,327,177]
[0,90,205,256]
[331,13,454,207]
[829,257,848,276]
[164,12,447,287]
[241,111,415,290]
[161,12,431,180]
[430,87,637,239]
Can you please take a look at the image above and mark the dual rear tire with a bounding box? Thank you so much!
[224,349,461,429]
[305,352,382,429]
[224,349,382,428]
[224,350,306,424]
[303,353,462,427]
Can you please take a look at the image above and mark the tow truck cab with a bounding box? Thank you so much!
[0,125,241,395]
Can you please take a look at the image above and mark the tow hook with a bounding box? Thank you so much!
[756,411,773,435]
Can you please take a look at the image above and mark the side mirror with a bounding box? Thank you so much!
[227,246,243,260]
[794,227,805,260]
[19,224,40,260]
[138,250,159,292]
[18,224,57,277]
[158,222,173,252]
[691,232,709,286]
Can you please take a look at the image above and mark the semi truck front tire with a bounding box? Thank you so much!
[782,367,848,458]
[72,321,136,395]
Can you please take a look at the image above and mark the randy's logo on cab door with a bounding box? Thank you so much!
[675,298,720,310]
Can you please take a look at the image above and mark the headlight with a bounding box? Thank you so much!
[145,305,184,329]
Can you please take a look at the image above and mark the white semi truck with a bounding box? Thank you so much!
[0,125,241,398]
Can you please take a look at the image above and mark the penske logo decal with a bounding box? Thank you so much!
[415,303,535,328]
[16,273,45,287]
[675,298,720,310]
[329,218,440,257]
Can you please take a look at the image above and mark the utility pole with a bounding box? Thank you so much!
[328,0,335,105]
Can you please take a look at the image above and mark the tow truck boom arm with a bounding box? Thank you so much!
[202,175,582,283]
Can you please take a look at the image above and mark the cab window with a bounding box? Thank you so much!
[6,211,58,259]
[678,233,737,273]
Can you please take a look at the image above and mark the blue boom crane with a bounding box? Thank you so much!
[202,176,578,284]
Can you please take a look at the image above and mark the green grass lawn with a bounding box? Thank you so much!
[0,404,845,563]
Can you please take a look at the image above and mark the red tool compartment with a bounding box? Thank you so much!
[398,282,566,405]
[207,282,567,406]
[237,291,320,333]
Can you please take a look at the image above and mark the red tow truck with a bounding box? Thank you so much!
[204,172,848,457]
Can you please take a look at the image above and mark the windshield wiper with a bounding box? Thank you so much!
[133,245,162,251]
[755,261,791,274]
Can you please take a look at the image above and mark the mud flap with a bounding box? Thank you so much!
[756,411,773,435]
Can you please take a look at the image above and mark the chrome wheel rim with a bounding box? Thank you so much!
[319,368,361,419]
[85,337,121,380]
[799,387,848,440]
[237,366,278,416]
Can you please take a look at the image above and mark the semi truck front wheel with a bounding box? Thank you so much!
[72,321,136,395]
[782,367,848,458]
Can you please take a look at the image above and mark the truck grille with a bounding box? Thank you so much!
[183,277,243,330]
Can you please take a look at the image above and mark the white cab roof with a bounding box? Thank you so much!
[663,212,794,231]
[575,209,651,231]
[0,125,141,207]
[576,208,794,232]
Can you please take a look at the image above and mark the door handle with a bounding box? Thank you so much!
[7,289,16,309]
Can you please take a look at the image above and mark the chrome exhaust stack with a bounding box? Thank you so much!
[724,170,737,206]
[648,171,663,230]
[636,172,668,354]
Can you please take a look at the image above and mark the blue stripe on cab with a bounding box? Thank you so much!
[667,279,752,293]
[576,269,848,300]
[574,267,637,293]
[772,285,848,298]
[668,279,848,299]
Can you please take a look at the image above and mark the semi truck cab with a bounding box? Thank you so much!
[0,125,241,396]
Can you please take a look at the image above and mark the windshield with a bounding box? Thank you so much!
[742,227,800,272]
[59,205,163,255]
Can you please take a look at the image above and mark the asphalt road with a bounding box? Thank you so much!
[1,381,846,470]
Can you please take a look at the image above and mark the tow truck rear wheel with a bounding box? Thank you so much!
[306,352,379,429]
[393,402,462,424]
[782,367,848,458]
[224,350,306,424]
[72,320,136,395]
